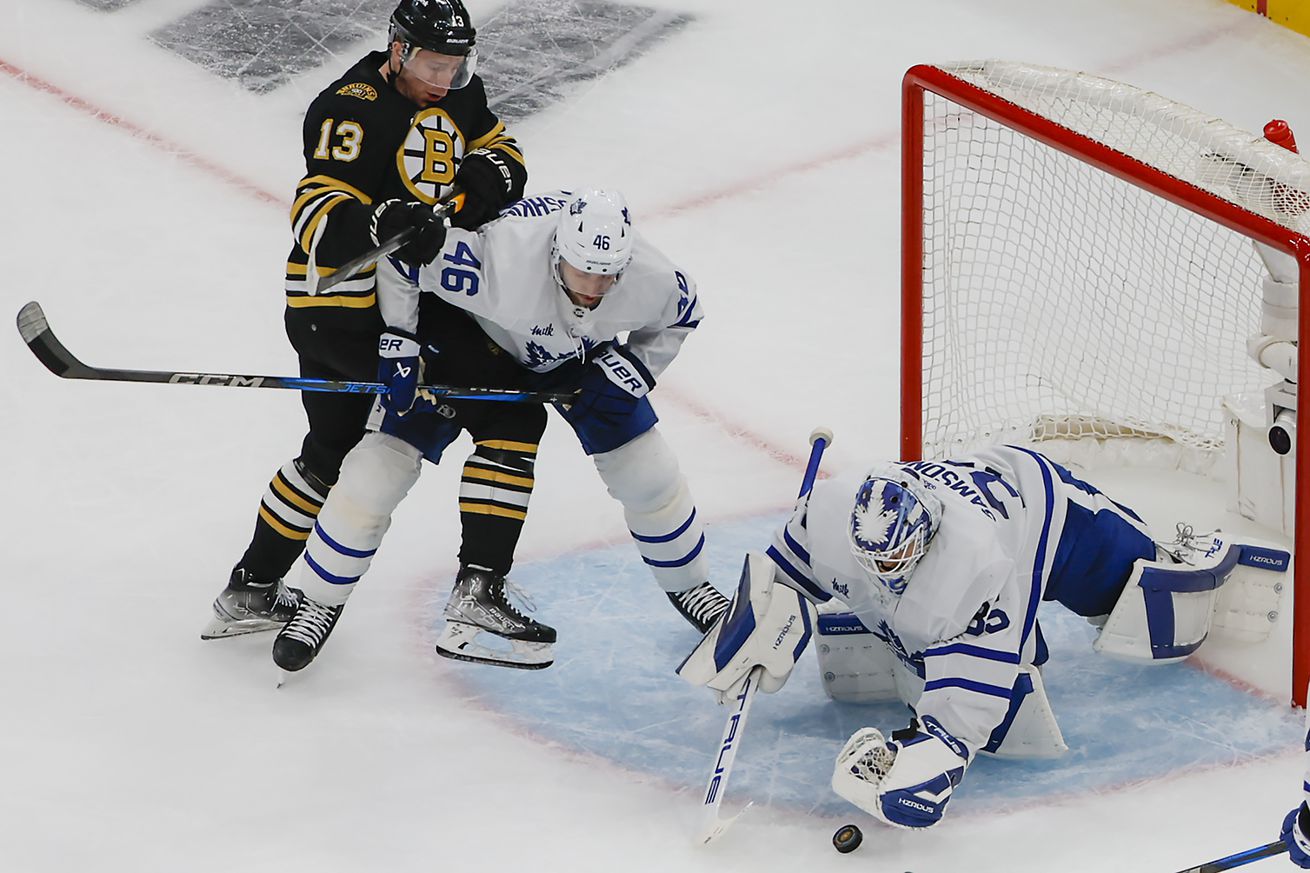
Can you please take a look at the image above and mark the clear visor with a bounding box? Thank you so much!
[556,258,620,307]
[402,46,477,90]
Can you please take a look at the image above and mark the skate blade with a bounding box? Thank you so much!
[200,615,285,640]
[435,622,553,670]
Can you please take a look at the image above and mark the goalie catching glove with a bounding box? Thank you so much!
[677,551,816,704]
[831,715,971,829]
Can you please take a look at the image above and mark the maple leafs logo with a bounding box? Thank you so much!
[851,482,896,550]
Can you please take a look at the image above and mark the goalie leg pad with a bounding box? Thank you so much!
[1212,543,1291,642]
[831,716,970,829]
[297,432,423,607]
[815,612,900,703]
[981,665,1067,759]
[1093,533,1241,664]
[677,551,816,702]
[593,429,707,593]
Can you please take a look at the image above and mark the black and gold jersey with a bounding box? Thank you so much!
[285,50,526,313]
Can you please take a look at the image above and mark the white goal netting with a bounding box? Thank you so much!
[914,61,1310,460]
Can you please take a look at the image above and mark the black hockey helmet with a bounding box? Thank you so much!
[389,0,477,56]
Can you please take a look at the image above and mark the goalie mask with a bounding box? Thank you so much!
[849,464,943,594]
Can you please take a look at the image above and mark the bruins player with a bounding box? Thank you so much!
[204,0,538,639]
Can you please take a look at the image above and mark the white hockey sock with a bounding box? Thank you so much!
[298,433,422,607]
[593,429,708,593]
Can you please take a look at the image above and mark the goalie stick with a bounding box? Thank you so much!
[1172,840,1287,873]
[695,426,833,845]
[315,187,464,293]
[16,301,573,404]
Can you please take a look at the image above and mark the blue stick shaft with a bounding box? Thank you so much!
[798,432,831,498]
[1174,840,1287,873]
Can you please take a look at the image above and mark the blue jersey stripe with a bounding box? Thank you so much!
[923,677,1013,699]
[923,643,1021,664]
[765,545,832,602]
[782,526,811,566]
[1010,447,1056,650]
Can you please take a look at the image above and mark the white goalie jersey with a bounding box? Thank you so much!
[768,445,1155,757]
[375,191,702,379]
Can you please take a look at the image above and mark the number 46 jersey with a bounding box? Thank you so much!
[767,445,1155,756]
[377,191,704,383]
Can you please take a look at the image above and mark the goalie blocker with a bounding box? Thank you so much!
[678,551,816,705]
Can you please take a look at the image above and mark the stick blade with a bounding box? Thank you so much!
[16,301,48,345]
[696,802,753,845]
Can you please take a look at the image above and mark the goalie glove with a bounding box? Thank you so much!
[676,551,816,704]
[831,716,970,829]
[1283,804,1310,869]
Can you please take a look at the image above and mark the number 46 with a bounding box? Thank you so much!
[593,234,611,250]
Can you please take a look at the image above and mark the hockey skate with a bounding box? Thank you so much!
[272,595,344,673]
[201,568,302,640]
[667,581,731,634]
[435,565,556,670]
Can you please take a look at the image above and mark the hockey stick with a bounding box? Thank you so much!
[16,301,573,404]
[315,187,464,293]
[695,426,834,845]
[1172,840,1287,873]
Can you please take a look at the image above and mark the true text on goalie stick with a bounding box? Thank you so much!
[695,426,833,845]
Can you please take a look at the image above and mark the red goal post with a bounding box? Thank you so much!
[900,61,1310,705]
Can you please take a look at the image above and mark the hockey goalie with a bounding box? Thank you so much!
[678,445,1289,830]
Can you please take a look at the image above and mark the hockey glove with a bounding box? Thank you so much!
[370,199,447,266]
[1283,805,1310,868]
[570,346,655,427]
[451,148,516,229]
[831,716,970,829]
[378,328,422,415]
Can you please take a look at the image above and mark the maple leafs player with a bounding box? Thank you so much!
[680,445,1273,829]
[270,189,730,672]
[204,0,528,639]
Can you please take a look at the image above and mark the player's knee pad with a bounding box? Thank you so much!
[300,433,423,605]
[1091,531,1286,664]
[592,428,681,511]
[594,430,707,592]
[814,611,902,703]
[980,665,1068,759]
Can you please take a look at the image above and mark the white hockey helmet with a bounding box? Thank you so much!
[848,463,943,594]
[553,189,634,277]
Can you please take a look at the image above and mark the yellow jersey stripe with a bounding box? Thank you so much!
[258,506,312,541]
[295,174,373,205]
[461,467,534,489]
[285,293,377,309]
[467,121,507,152]
[286,262,376,279]
[475,439,539,454]
[298,194,353,253]
[458,502,528,521]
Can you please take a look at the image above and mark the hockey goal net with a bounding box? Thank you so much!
[900,61,1310,704]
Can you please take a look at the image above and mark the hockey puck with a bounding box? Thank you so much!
[832,823,863,853]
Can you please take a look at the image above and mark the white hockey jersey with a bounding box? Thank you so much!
[768,445,1150,757]
[375,191,703,380]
